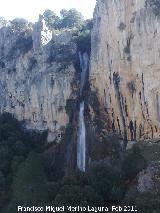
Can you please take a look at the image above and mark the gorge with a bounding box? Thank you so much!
[0,0,160,171]
[77,51,89,172]
[0,0,160,212]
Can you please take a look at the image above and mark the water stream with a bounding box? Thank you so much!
[79,52,89,96]
[77,101,86,171]
[77,52,89,172]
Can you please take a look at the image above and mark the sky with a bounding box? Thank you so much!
[0,0,96,22]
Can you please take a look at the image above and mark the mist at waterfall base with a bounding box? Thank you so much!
[77,52,89,172]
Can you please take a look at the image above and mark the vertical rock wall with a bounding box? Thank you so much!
[0,17,78,142]
[90,0,160,140]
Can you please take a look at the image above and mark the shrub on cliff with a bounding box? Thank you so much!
[14,34,33,54]
[10,18,33,32]
[65,99,77,122]
[43,9,60,29]
[6,19,33,59]
[122,145,146,180]
[7,33,33,59]
[47,43,75,65]
[77,30,91,54]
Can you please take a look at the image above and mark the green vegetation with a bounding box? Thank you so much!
[124,142,160,212]
[9,18,33,33]
[43,8,92,63]
[54,170,110,206]
[60,9,84,29]
[0,113,47,212]
[43,8,84,30]
[14,34,33,54]
[43,9,60,29]
[2,18,34,60]
[136,191,160,213]
[64,99,77,137]
[65,99,77,122]
[122,145,146,180]
[91,135,121,161]
[77,29,91,54]
[47,43,75,65]
[54,184,103,206]
[138,141,160,162]
[7,32,33,59]
[0,112,159,213]
[88,162,124,203]
[6,152,49,213]
[43,8,92,69]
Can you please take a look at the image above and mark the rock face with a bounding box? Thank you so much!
[137,162,160,193]
[0,16,78,142]
[90,0,160,140]
[33,15,52,51]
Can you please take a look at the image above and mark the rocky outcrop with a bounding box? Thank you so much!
[90,0,160,140]
[137,162,160,192]
[0,16,78,142]
[33,15,52,51]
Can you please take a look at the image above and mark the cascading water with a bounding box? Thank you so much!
[77,101,86,171]
[79,52,89,96]
[77,52,89,172]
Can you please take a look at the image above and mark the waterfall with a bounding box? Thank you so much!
[77,52,89,172]
[77,101,86,171]
[79,52,89,96]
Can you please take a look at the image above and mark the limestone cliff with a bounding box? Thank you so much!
[0,16,78,142]
[90,0,160,141]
